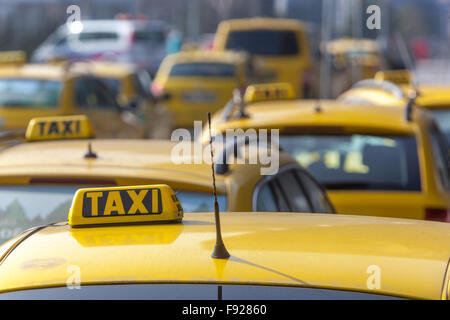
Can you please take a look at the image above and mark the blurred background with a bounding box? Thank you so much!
[1,0,450,92]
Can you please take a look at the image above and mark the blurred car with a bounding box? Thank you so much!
[205,83,450,222]
[0,58,146,138]
[338,70,450,143]
[213,17,313,98]
[0,115,334,244]
[152,51,249,128]
[0,183,449,300]
[71,61,164,138]
[31,19,170,76]
[322,38,383,97]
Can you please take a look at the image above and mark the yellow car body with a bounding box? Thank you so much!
[338,71,450,141]
[0,115,334,243]
[0,184,448,299]
[206,95,450,222]
[213,17,312,98]
[0,62,146,138]
[152,51,248,128]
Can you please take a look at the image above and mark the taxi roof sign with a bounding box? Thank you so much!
[374,70,411,85]
[25,115,94,142]
[244,83,294,103]
[68,184,183,227]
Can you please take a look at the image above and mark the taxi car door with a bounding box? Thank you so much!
[72,76,143,138]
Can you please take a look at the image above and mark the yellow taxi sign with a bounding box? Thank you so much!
[374,70,411,84]
[0,51,26,65]
[25,115,94,142]
[68,184,184,227]
[244,83,294,103]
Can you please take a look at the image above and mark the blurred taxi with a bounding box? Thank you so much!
[0,53,146,138]
[70,61,158,138]
[0,115,333,244]
[0,184,448,299]
[152,51,248,128]
[338,70,450,142]
[205,83,450,222]
[323,38,383,96]
[213,17,312,98]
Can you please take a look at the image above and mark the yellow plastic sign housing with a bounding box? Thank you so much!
[244,83,294,103]
[25,115,94,142]
[68,185,184,227]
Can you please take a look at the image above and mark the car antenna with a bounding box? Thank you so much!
[84,142,97,159]
[208,112,230,259]
[394,31,420,121]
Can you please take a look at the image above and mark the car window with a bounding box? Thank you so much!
[254,167,316,213]
[279,134,421,191]
[428,123,450,190]
[276,170,312,212]
[431,109,450,143]
[225,30,299,56]
[174,191,227,213]
[0,78,61,108]
[0,284,403,300]
[78,32,119,42]
[169,63,235,77]
[296,170,334,213]
[255,182,278,212]
[74,77,118,110]
[0,185,82,244]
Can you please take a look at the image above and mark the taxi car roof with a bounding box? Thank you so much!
[0,212,448,299]
[217,100,417,135]
[341,82,450,109]
[218,17,306,31]
[164,50,247,65]
[0,139,227,193]
[0,63,67,80]
[69,61,137,79]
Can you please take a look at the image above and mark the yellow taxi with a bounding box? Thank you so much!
[152,51,248,128]
[0,184,448,299]
[0,53,146,138]
[323,38,383,96]
[71,61,156,135]
[338,70,450,141]
[0,115,334,244]
[205,84,450,222]
[213,17,313,98]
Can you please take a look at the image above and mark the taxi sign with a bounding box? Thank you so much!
[0,51,26,65]
[244,83,294,103]
[68,185,183,227]
[374,70,411,85]
[25,115,94,142]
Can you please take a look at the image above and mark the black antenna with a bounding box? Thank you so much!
[84,142,97,159]
[208,112,230,259]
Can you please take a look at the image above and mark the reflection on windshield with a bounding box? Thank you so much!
[279,134,421,191]
[431,109,450,143]
[0,186,227,244]
[0,186,77,244]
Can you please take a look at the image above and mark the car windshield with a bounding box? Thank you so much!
[278,134,421,191]
[0,284,403,300]
[225,30,299,55]
[169,63,235,77]
[0,79,61,108]
[0,186,227,244]
[431,109,450,143]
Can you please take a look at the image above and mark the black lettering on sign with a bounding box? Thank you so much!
[47,121,59,135]
[82,188,162,217]
[62,121,73,135]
